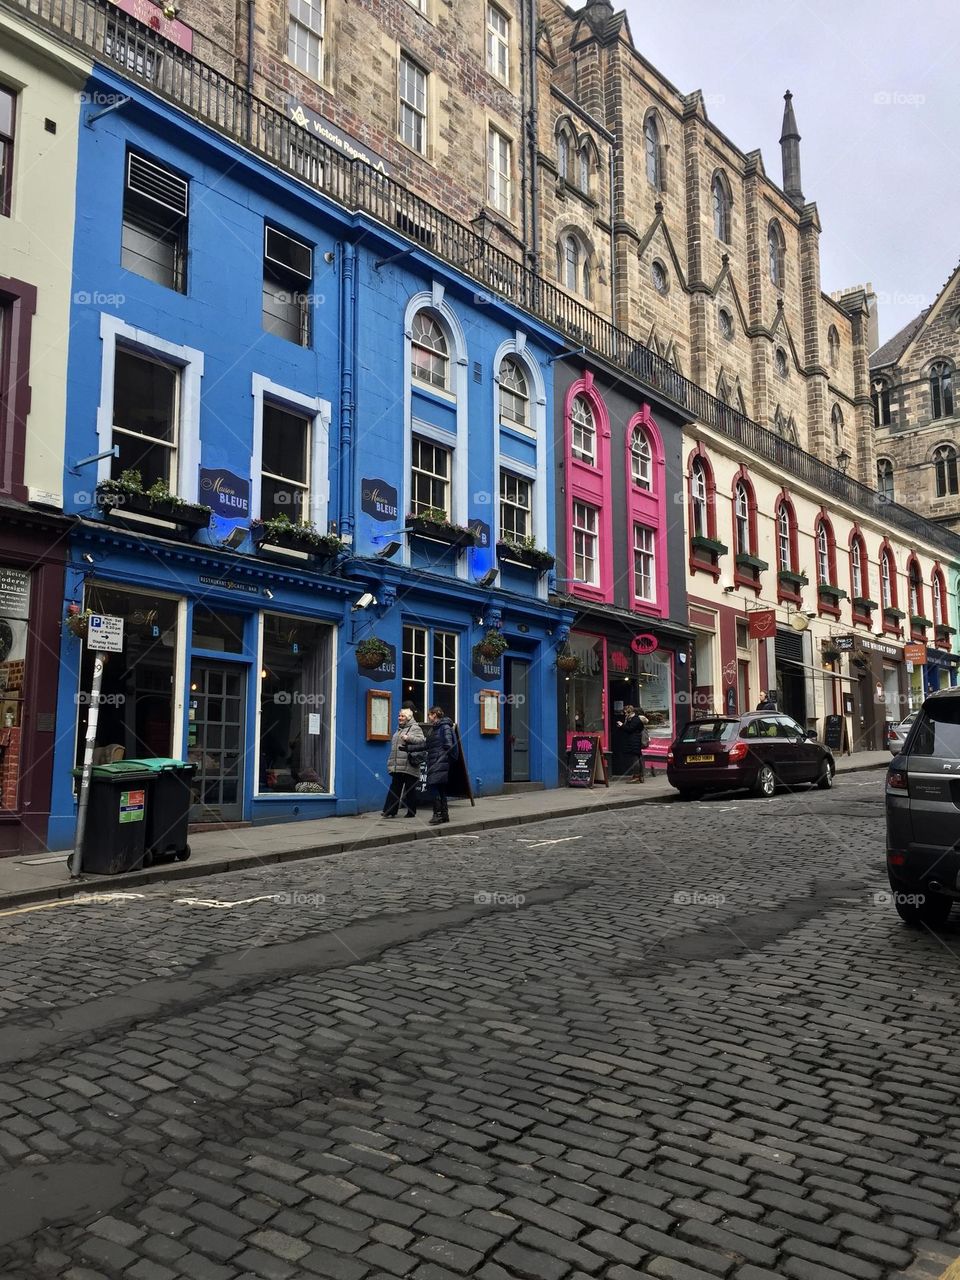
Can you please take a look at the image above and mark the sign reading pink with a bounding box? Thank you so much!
[108,0,193,53]
[630,633,659,655]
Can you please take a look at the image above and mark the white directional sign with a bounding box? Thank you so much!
[87,614,124,652]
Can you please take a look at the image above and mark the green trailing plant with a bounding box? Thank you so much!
[251,513,344,556]
[555,649,583,674]
[96,468,211,515]
[497,536,556,569]
[474,629,509,660]
[355,636,391,669]
[64,608,94,638]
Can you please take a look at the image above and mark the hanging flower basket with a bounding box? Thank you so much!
[474,628,509,661]
[556,650,582,674]
[355,637,391,670]
[64,609,93,639]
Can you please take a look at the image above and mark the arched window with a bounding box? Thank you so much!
[873,378,892,427]
[410,310,449,390]
[497,356,529,431]
[877,457,894,501]
[558,233,592,299]
[827,325,840,368]
[578,147,590,192]
[691,458,708,537]
[631,427,652,490]
[816,519,831,586]
[582,256,592,301]
[768,220,784,287]
[570,394,596,464]
[934,443,959,497]
[712,174,731,242]
[557,131,570,181]
[712,171,731,242]
[933,571,945,626]
[908,556,923,619]
[734,480,750,556]
[831,403,844,447]
[880,546,897,611]
[775,348,788,378]
[776,498,796,574]
[644,113,661,189]
[851,535,867,600]
[930,361,954,419]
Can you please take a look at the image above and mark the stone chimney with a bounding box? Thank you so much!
[779,90,804,207]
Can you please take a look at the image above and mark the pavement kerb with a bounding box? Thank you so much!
[0,756,887,913]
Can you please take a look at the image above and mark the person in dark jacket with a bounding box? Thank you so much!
[756,690,778,711]
[616,704,649,782]
[381,708,426,818]
[425,706,457,825]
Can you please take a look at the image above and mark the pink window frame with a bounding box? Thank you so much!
[564,374,612,603]
[625,405,666,616]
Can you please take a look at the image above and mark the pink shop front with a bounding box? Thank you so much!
[559,609,693,776]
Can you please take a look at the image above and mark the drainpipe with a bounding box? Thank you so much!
[519,0,528,254]
[245,0,255,143]
[527,0,540,271]
[608,140,617,324]
[339,242,357,542]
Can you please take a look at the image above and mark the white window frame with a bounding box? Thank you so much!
[485,3,509,82]
[734,482,749,555]
[573,500,598,585]
[410,435,452,517]
[251,374,330,528]
[288,0,324,80]
[777,505,791,571]
[398,53,427,155]
[631,427,652,490]
[499,470,532,543]
[403,623,458,723]
[881,553,893,609]
[487,126,512,217]
[691,461,708,538]
[934,574,943,625]
[817,523,830,586]
[851,539,863,597]
[411,310,450,392]
[633,523,655,603]
[97,314,202,501]
[494,336,548,598]
[571,394,596,464]
[497,355,530,433]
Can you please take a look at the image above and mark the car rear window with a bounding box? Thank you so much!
[908,701,960,757]
[680,720,738,743]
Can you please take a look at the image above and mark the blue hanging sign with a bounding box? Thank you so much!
[361,479,399,523]
[199,468,250,519]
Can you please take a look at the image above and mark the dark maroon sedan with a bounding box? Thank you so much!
[666,712,836,800]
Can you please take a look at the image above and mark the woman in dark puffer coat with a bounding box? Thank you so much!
[425,705,457,825]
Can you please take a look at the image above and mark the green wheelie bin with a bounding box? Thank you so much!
[73,761,153,874]
[127,758,195,863]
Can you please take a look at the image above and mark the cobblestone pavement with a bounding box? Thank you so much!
[2,775,960,1280]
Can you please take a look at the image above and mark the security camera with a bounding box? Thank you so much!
[351,592,377,612]
[804,611,817,619]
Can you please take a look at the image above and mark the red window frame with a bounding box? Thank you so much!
[0,85,14,219]
[730,467,761,594]
[815,512,840,618]
[775,491,801,604]
[688,444,722,580]
[907,553,926,639]
[848,527,872,627]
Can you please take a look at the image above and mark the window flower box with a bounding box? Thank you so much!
[777,569,808,589]
[883,606,906,621]
[496,539,556,572]
[691,535,728,558]
[96,473,212,532]
[910,615,933,630]
[817,584,847,601]
[935,622,957,637]
[251,516,345,560]
[735,553,768,573]
[406,510,478,550]
[852,597,878,610]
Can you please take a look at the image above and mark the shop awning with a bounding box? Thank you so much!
[552,595,695,641]
[775,654,858,683]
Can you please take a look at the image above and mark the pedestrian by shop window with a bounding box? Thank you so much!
[500,471,531,542]
[111,348,179,489]
[258,613,334,793]
[572,501,599,585]
[411,437,451,516]
[288,0,324,81]
[0,86,15,218]
[402,625,457,723]
[934,443,959,498]
[263,225,312,346]
[930,361,954,420]
[485,3,509,83]
[497,356,530,432]
[411,310,450,391]
[570,394,596,464]
[121,153,188,293]
[398,53,428,154]
[261,402,311,521]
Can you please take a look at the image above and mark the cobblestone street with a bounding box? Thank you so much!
[2,776,960,1280]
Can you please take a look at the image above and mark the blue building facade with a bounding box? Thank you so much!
[47,66,571,847]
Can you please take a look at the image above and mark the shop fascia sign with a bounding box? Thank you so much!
[287,100,395,177]
[834,634,900,659]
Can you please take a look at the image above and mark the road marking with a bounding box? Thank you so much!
[172,895,279,910]
[522,836,583,849]
[0,892,148,920]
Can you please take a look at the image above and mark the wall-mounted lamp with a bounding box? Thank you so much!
[722,585,736,594]
[836,448,851,474]
[476,568,499,588]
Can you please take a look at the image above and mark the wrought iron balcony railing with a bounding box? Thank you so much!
[7,0,960,557]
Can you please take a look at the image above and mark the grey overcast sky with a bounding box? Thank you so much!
[620,0,960,347]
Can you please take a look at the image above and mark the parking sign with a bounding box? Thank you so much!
[87,614,124,652]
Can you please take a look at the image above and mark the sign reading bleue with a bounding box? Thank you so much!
[361,479,399,523]
[200,468,250,519]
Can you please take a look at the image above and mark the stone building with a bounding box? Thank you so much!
[870,261,960,531]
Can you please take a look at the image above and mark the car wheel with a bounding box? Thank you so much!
[816,761,835,790]
[894,891,953,928]
[753,764,776,798]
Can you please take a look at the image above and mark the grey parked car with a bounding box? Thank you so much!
[886,689,960,926]
[887,710,918,755]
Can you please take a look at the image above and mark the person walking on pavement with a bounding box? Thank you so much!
[381,707,426,818]
[618,704,650,782]
[425,705,458,825]
[756,690,778,711]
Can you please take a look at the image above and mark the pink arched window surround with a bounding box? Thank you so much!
[564,373,612,603]
[625,405,666,616]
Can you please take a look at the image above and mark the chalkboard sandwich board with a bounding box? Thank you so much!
[568,734,609,788]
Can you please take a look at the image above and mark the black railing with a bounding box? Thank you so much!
[9,0,960,558]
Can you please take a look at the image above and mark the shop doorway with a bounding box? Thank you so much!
[188,661,246,822]
[504,658,531,782]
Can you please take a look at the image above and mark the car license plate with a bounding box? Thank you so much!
[687,754,715,764]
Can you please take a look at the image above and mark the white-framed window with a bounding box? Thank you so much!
[487,126,512,216]
[500,471,531,542]
[734,481,749,555]
[411,310,449,390]
[263,224,313,346]
[571,394,595,464]
[633,524,655,602]
[97,315,203,504]
[251,374,330,528]
[121,152,188,292]
[881,552,893,608]
[403,624,457,722]
[399,53,428,154]
[691,459,708,537]
[631,427,652,489]
[933,574,943,625]
[411,437,451,515]
[288,0,324,80]
[485,3,509,82]
[573,501,598,585]
[817,523,830,586]
[497,356,529,431]
[777,504,791,571]
[851,539,863,597]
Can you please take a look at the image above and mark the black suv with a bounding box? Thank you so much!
[886,688,960,926]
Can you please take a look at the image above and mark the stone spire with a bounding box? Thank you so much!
[779,90,804,206]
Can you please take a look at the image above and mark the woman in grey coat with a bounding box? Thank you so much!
[381,707,426,818]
